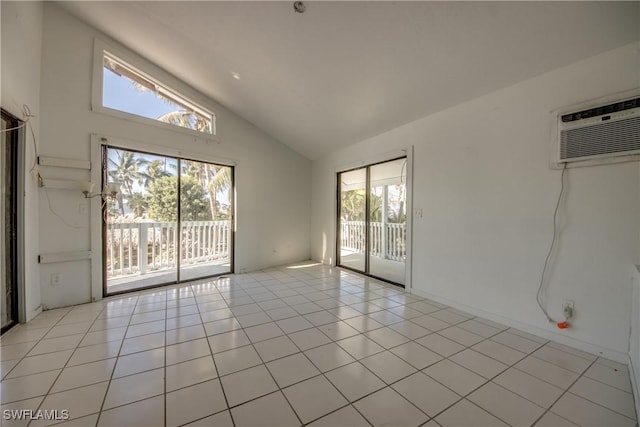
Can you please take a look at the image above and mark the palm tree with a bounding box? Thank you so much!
[181,162,232,220]
[108,150,149,215]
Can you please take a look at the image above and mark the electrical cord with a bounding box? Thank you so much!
[536,162,567,323]
[43,187,87,229]
[1,105,38,172]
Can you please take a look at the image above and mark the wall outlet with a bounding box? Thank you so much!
[563,300,575,319]
[51,273,62,286]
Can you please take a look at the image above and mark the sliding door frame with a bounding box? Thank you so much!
[91,135,236,299]
[1,109,24,333]
[336,153,412,288]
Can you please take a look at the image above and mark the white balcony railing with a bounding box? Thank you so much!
[106,220,231,278]
[340,221,406,262]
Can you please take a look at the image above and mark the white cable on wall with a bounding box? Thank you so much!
[536,162,567,323]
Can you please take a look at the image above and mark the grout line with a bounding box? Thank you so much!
[2,265,631,427]
[530,357,600,426]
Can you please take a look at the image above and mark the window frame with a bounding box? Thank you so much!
[91,39,217,139]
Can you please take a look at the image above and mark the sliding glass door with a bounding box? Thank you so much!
[104,146,233,295]
[1,112,19,333]
[337,168,367,272]
[337,157,407,286]
[179,159,232,281]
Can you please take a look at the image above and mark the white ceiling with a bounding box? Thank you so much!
[59,1,639,160]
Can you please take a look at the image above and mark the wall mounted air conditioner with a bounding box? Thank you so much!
[553,94,640,167]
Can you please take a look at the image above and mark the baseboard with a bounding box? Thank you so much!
[27,305,43,322]
[629,353,640,421]
[409,288,629,364]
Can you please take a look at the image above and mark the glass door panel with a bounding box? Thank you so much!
[179,159,232,281]
[1,113,18,333]
[105,148,179,294]
[369,159,406,285]
[338,168,367,273]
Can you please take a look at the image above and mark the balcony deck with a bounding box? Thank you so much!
[107,259,231,294]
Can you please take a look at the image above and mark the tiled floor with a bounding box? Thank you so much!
[0,262,637,427]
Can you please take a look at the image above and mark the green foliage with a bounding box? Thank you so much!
[128,192,149,218]
[340,189,382,221]
[147,176,211,222]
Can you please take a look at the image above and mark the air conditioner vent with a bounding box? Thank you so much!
[560,116,640,161]
[555,93,640,165]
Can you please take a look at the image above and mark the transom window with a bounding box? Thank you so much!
[101,52,215,135]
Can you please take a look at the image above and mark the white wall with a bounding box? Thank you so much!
[38,4,310,309]
[1,1,44,321]
[312,42,640,360]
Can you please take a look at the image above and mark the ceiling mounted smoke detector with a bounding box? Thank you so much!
[293,1,306,14]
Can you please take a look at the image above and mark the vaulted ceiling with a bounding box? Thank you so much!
[59,1,639,159]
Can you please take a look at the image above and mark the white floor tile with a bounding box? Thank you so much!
[97,395,164,427]
[471,339,526,365]
[467,382,545,426]
[103,368,164,409]
[165,338,212,366]
[207,329,250,353]
[165,324,206,345]
[308,405,370,427]
[317,321,360,341]
[532,345,593,374]
[435,399,508,427]
[220,365,278,407]
[2,263,633,427]
[253,335,299,362]
[336,334,385,359]
[113,347,164,378]
[423,359,487,396]
[365,327,411,349]
[276,316,314,334]
[449,349,508,379]
[51,358,116,393]
[0,370,60,404]
[388,320,430,340]
[166,379,227,427]
[416,333,465,357]
[490,331,543,354]
[493,367,563,408]
[120,331,165,355]
[185,410,234,427]
[360,350,416,384]
[214,344,262,376]
[515,355,579,389]
[390,341,442,369]
[0,396,44,427]
[266,353,320,387]
[354,386,428,427]
[31,381,109,427]
[456,319,502,338]
[534,411,578,426]
[392,371,461,417]
[550,392,636,427]
[166,356,217,392]
[283,375,348,424]
[304,343,355,372]
[324,362,386,401]
[411,315,450,332]
[584,361,633,393]
[569,376,636,419]
[28,334,84,356]
[6,350,73,378]
[231,391,300,427]
[244,322,284,343]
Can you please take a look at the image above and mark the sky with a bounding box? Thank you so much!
[102,68,178,121]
